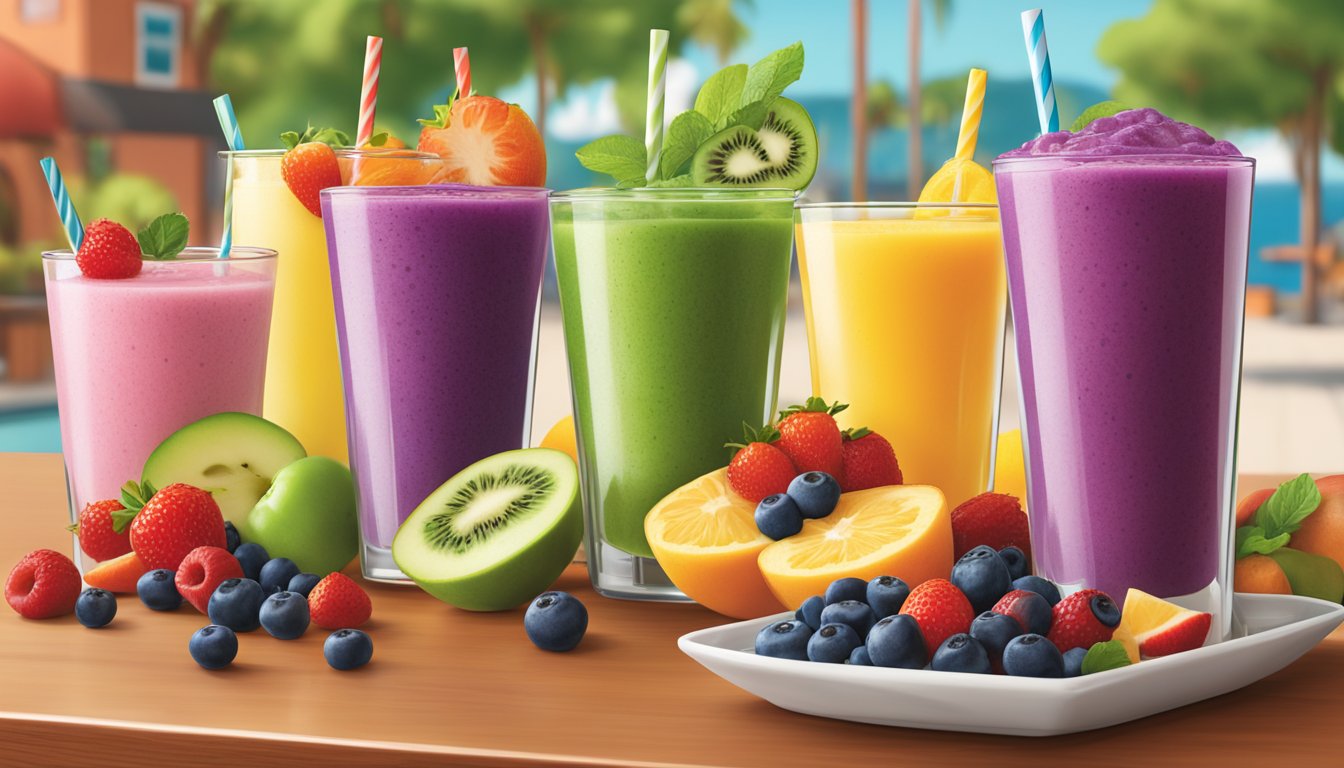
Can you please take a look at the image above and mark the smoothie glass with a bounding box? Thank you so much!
[796,203,1006,508]
[323,185,551,583]
[994,153,1254,640]
[42,247,277,573]
[224,149,441,462]
[551,188,795,601]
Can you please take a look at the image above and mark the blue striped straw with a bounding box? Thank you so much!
[213,94,245,259]
[38,157,84,252]
[1020,9,1059,134]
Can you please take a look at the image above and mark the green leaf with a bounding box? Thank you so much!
[1080,640,1132,675]
[1235,525,1291,558]
[694,64,747,127]
[279,131,302,150]
[725,100,768,131]
[367,132,389,147]
[659,111,715,179]
[740,42,805,109]
[1070,100,1130,132]
[136,213,189,260]
[575,135,647,184]
[1254,473,1322,539]
[280,125,351,149]
[416,102,454,129]
[614,177,647,189]
[647,174,693,188]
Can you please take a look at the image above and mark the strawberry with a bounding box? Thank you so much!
[950,492,1032,560]
[5,549,82,619]
[83,551,148,594]
[1135,612,1212,658]
[69,498,133,562]
[839,427,902,491]
[775,397,847,478]
[417,95,546,187]
[725,424,797,503]
[898,578,974,651]
[75,218,142,279]
[117,481,226,571]
[992,589,1053,636]
[175,546,244,613]
[1047,589,1120,652]
[308,572,372,629]
[281,141,342,217]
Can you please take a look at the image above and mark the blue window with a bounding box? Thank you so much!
[135,2,182,88]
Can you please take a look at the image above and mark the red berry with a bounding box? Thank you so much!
[950,492,1031,560]
[281,142,342,217]
[308,573,372,629]
[839,428,902,491]
[775,397,846,478]
[898,578,974,651]
[992,589,1053,636]
[175,546,245,614]
[72,499,133,562]
[128,483,226,571]
[1047,589,1119,652]
[75,219,142,279]
[5,549,82,619]
[725,423,797,503]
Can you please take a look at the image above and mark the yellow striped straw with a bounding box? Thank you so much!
[955,68,988,162]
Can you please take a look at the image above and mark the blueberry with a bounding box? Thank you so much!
[288,572,322,597]
[787,472,842,519]
[847,645,872,665]
[1002,633,1065,678]
[950,545,1013,613]
[998,546,1029,580]
[223,521,242,553]
[931,633,991,674]
[207,578,265,632]
[865,614,927,669]
[795,595,825,631]
[233,542,269,582]
[136,569,182,611]
[1063,647,1087,678]
[75,588,116,628]
[754,619,811,660]
[189,625,238,670]
[1000,589,1053,635]
[824,576,869,605]
[820,600,877,637]
[324,628,373,671]
[969,611,1022,663]
[259,591,310,640]
[1090,593,1122,628]
[754,494,803,540]
[524,591,588,652]
[1012,575,1062,606]
[866,575,910,618]
[259,557,301,595]
[807,622,863,663]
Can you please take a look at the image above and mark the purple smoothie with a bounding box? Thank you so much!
[322,185,550,579]
[995,109,1254,605]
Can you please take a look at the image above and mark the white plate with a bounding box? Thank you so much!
[678,593,1344,736]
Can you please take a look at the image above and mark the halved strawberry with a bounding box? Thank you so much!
[281,142,342,217]
[417,95,546,187]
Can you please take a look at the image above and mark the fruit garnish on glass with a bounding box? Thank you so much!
[918,68,995,205]
[415,94,547,187]
[75,212,191,279]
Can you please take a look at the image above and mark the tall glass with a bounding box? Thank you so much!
[323,184,551,582]
[796,203,1006,508]
[551,188,795,601]
[224,149,441,462]
[994,154,1255,640]
[43,248,277,573]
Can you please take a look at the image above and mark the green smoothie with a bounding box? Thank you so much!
[551,190,794,561]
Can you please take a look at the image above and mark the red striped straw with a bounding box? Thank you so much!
[453,47,471,97]
[357,35,383,147]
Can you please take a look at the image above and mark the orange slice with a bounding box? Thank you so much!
[539,416,578,465]
[418,95,547,187]
[1113,588,1212,662]
[917,157,997,208]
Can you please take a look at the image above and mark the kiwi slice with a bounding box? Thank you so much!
[392,448,581,612]
[691,97,818,190]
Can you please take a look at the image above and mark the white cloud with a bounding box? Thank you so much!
[666,58,698,115]
[544,58,700,142]
[1230,130,1295,182]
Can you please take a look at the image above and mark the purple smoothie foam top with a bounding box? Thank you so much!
[1000,107,1241,158]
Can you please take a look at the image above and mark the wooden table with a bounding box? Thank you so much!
[0,453,1339,767]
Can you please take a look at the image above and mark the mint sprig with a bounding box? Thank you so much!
[1080,640,1132,675]
[137,213,189,260]
[1070,101,1130,132]
[280,125,351,150]
[1235,473,1321,559]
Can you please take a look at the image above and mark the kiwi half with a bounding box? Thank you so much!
[392,448,581,612]
[691,97,818,190]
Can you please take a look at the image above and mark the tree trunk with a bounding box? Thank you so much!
[907,0,922,200]
[528,21,548,140]
[851,0,868,202]
[195,4,231,89]
[1299,67,1327,324]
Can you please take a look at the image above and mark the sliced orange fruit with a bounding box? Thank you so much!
[1112,588,1212,662]
[539,416,578,465]
[84,551,148,594]
[645,469,785,619]
[918,158,997,205]
[758,485,952,610]
[418,95,547,187]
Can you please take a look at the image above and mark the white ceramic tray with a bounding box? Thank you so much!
[678,593,1344,736]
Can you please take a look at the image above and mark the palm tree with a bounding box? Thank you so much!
[906,0,951,199]
[679,0,752,66]
[852,0,868,200]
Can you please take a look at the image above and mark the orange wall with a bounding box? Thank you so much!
[111,133,208,235]
[0,0,89,75]
[0,134,84,247]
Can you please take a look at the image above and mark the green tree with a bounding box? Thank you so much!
[679,0,751,66]
[1099,0,1344,323]
[866,78,904,133]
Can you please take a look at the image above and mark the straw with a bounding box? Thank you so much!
[213,94,245,259]
[358,35,383,147]
[453,47,471,97]
[1020,9,1059,134]
[954,68,987,162]
[645,28,669,184]
[38,157,83,252]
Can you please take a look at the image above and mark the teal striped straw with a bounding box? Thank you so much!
[38,157,84,252]
[213,94,245,259]
[1020,9,1059,134]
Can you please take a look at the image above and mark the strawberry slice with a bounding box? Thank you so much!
[281,142,342,217]
[417,95,546,187]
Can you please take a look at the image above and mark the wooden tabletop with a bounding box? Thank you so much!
[0,453,1339,767]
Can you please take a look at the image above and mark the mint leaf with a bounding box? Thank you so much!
[659,111,715,178]
[367,132,389,147]
[1235,525,1291,558]
[280,125,350,149]
[726,100,768,131]
[1254,473,1322,539]
[417,102,454,129]
[694,64,747,128]
[648,174,693,188]
[136,213,189,260]
[280,131,302,150]
[576,135,647,184]
[1070,101,1130,132]
[1080,640,1132,675]
[740,42,804,109]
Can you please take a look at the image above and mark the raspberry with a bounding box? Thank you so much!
[176,546,245,614]
[5,549,82,619]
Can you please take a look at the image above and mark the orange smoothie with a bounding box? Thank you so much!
[796,206,1006,507]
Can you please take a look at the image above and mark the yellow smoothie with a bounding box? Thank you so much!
[796,208,1006,507]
